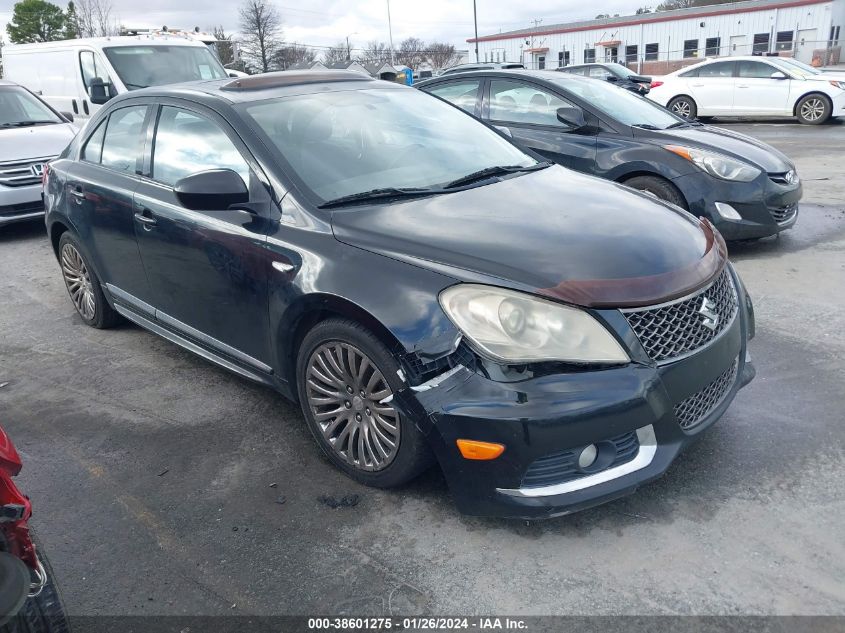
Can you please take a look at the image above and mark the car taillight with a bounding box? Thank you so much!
[0,427,22,477]
[650,80,663,89]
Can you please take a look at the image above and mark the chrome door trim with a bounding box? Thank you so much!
[112,304,273,386]
[105,283,272,375]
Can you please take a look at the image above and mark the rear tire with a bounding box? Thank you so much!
[668,95,697,120]
[795,94,831,125]
[58,232,121,329]
[296,318,433,489]
[623,175,688,209]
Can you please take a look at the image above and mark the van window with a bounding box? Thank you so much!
[152,107,249,187]
[103,46,227,90]
[81,120,107,163]
[79,51,114,95]
[100,106,148,173]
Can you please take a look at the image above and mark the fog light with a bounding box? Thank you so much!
[714,202,742,220]
[578,444,598,469]
[456,439,505,460]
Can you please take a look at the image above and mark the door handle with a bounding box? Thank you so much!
[737,84,749,88]
[134,209,158,229]
[83,100,89,115]
[72,99,79,114]
[69,186,85,204]
[692,83,704,87]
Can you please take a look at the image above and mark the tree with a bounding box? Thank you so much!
[357,40,392,66]
[395,37,426,69]
[426,42,461,71]
[72,0,117,37]
[7,0,67,43]
[636,6,653,13]
[273,44,316,70]
[0,36,5,77]
[212,25,236,68]
[655,0,730,10]
[238,0,282,73]
[64,1,78,38]
[322,42,349,65]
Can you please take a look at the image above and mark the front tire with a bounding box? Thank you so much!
[668,95,697,120]
[623,175,688,209]
[795,94,831,125]
[0,549,71,633]
[58,233,120,329]
[296,318,433,488]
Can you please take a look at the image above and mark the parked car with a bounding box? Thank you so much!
[0,81,78,229]
[647,55,845,124]
[440,62,524,76]
[2,35,230,120]
[44,70,754,519]
[418,69,800,240]
[0,424,69,632]
[558,62,652,94]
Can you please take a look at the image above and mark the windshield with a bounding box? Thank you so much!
[241,87,536,203]
[768,57,820,78]
[0,86,62,127]
[553,76,683,129]
[103,45,228,89]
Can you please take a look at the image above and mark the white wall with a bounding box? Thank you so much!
[477,1,835,68]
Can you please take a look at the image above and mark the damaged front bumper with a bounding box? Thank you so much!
[391,282,755,519]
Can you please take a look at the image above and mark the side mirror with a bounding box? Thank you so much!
[556,106,586,130]
[88,78,111,105]
[606,75,619,82]
[174,169,249,211]
[771,71,788,80]
[59,111,74,123]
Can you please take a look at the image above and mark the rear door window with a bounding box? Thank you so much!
[697,61,736,77]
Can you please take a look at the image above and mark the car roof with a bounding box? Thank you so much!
[423,68,593,85]
[0,80,20,86]
[104,70,397,106]
[3,35,210,51]
[671,55,786,73]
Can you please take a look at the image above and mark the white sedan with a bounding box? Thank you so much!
[648,56,845,125]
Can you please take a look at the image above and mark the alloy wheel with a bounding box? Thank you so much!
[305,342,401,472]
[60,243,96,320]
[671,100,691,118]
[800,98,825,122]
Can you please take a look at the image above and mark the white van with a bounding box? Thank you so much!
[2,35,230,120]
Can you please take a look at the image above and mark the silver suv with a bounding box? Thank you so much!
[0,80,77,227]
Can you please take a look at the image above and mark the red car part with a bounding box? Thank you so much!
[0,426,37,571]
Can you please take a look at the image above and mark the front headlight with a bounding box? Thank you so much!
[439,284,630,364]
[665,145,761,182]
[829,80,845,90]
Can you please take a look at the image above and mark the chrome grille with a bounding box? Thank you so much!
[0,157,54,188]
[623,268,738,363]
[674,357,738,430]
[768,170,796,185]
[770,203,798,224]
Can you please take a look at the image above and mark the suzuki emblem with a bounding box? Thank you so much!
[698,296,719,331]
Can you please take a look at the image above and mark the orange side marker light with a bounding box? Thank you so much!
[456,439,506,460]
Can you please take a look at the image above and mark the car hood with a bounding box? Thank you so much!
[636,124,793,172]
[0,123,77,161]
[331,166,726,309]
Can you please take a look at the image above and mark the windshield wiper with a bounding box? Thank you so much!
[318,187,441,209]
[123,82,148,89]
[1,120,57,128]
[666,121,692,129]
[632,123,661,130]
[443,162,551,189]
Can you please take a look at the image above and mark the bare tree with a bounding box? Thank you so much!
[238,0,282,73]
[357,40,391,66]
[425,42,461,71]
[212,25,236,67]
[273,44,316,70]
[322,42,348,65]
[395,37,426,69]
[74,0,118,37]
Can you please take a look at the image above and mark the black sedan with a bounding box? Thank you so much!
[43,71,754,518]
[418,69,801,240]
[557,62,652,94]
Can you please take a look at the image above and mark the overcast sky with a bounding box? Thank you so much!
[1,0,642,52]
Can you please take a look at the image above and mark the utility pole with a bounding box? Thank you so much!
[473,0,479,62]
[387,0,395,66]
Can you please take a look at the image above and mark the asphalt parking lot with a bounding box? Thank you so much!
[1,120,843,617]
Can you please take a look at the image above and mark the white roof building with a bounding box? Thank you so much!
[468,0,844,73]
